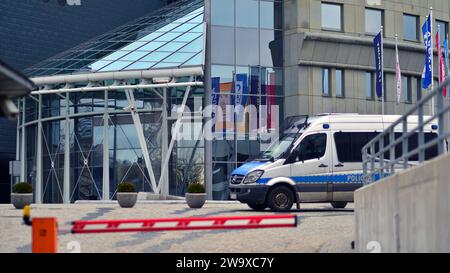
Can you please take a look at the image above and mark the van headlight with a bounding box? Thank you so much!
[243,170,264,184]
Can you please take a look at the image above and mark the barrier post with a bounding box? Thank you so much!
[32,218,58,253]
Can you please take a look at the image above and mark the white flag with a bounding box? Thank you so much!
[395,37,402,104]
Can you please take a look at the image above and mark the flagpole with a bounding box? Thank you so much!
[395,34,399,106]
[381,26,385,116]
[431,7,435,116]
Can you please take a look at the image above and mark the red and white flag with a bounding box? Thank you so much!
[395,36,402,104]
[436,32,448,97]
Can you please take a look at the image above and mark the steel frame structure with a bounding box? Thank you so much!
[17,66,204,203]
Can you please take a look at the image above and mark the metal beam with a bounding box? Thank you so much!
[124,89,158,193]
[102,90,110,200]
[157,78,193,194]
[160,88,169,195]
[31,66,204,85]
[63,92,70,203]
[35,94,43,203]
[20,98,26,182]
[31,81,203,96]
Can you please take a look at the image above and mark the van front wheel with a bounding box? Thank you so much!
[331,202,348,209]
[267,186,294,212]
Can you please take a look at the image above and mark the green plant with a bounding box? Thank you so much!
[12,183,32,194]
[117,182,136,193]
[187,183,205,194]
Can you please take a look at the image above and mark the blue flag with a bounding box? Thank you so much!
[422,15,433,89]
[233,74,248,108]
[211,77,220,128]
[373,31,383,98]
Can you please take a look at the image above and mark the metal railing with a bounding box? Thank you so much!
[362,77,450,185]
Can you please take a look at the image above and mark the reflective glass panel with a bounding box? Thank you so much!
[321,3,342,31]
[236,0,259,28]
[365,8,383,34]
[404,14,418,41]
[211,0,235,27]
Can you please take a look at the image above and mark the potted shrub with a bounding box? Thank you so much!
[11,182,33,209]
[117,182,137,208]
[186,183,206,209]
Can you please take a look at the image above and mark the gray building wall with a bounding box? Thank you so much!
[284,0,450,118]
[0,0,169,203]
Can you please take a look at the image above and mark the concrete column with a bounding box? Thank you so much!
[102,90,110,200]
[63,92,70,203]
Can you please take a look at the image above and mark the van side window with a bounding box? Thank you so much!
[334,132,379,163]
[292,133,327,162]
[334,132,439,163]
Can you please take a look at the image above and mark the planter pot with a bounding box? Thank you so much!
[185,193,206,208]
[117,192,137,208]
[11,193,33,209]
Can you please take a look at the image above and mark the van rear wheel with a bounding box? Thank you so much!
[331,202,348,209]
[267,186,294,212]
[247,203,267,211]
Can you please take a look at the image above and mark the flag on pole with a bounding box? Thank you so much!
[422,15,433,89]
[373,31,383,98]
[445,37,450,99]
[436,32,448,97]
[395,36,402,104]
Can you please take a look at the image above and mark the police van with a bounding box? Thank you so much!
[229,114,440,211]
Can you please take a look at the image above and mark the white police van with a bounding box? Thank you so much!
[229,114,440,211]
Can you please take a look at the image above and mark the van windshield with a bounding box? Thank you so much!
[259,134,300,161]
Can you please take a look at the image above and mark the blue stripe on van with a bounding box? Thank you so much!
[257,173,368,185]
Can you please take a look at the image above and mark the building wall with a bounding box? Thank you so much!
[284,0,450,118]
[0,0,167,203]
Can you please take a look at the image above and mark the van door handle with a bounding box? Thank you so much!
[335,163,344,168]
[318,164,328,168]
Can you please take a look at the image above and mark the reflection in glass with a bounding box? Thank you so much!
[211,26,235,65]
[236,28,259,65]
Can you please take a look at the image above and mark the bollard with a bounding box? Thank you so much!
[32,218,58,253]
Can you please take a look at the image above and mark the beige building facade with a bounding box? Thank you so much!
[284,0,450,117]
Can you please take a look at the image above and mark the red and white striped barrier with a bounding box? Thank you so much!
[71,214,297,234]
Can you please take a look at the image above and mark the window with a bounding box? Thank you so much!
[211,26,235,65]
[436,20,448,44]
[321,2,342,31]
[403,14,419,41]
[211,0,234,27]
[365,72,374,99]
[293,134,327,162]
[415,77,422,101]
[335,69,344,97]
[403,76,412,103]
[236,0,259,28]
[365,8,384,34]
[334,132,379,163]
[236,28,259,65]
[322,68,331,96]
[334,132,439,163]
[260,1,282,29]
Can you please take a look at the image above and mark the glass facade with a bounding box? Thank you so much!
[25,0,205,77]
[18,0,284,202]
[210,0,283,200]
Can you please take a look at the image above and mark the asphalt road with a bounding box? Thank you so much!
[0,202,355,253]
